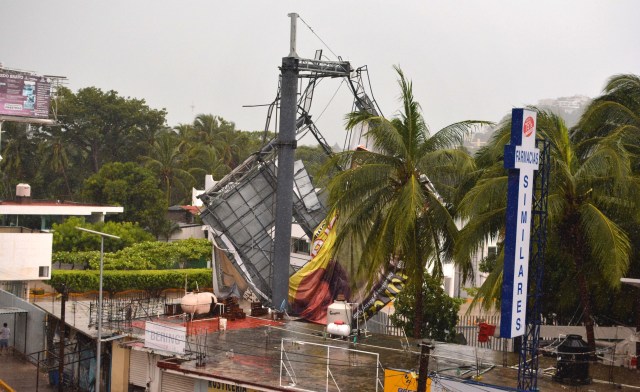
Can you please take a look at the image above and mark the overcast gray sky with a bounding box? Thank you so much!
[2,1,639,147]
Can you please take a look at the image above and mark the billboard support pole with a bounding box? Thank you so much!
[272,14,300,311]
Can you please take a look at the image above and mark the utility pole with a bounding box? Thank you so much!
[418,340,434,392]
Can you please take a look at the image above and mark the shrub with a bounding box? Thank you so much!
[48,269,212,296]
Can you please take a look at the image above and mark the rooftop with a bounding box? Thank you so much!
[0,199,123,216]
[32,295,640,391]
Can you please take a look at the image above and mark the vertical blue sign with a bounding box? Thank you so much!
[500,109,539,338]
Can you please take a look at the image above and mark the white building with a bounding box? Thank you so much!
[0,183,123,297]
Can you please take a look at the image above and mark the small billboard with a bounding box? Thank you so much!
[144,321,186,355]
[0,70,52,119]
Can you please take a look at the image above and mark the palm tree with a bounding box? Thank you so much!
[0,122,38,182]
[140,131,195,205]
[574,74,640,353]
[187,145,230,183]
[456,109,636,351]
[574,74,640,167]
[324,66,481,337]
[37,127,74,197]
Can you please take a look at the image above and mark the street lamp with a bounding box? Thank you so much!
[75,227,120,392]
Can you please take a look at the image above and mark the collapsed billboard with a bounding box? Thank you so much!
[0,70,51,119]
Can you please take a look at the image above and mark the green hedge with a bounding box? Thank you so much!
[48,269,212,295]
[52,238,212,270]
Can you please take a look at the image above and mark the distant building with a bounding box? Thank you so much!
[537,95,591,128]
[0,183,123,298]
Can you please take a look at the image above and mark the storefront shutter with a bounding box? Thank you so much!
[129,350,149,387]
[161,371,195,392]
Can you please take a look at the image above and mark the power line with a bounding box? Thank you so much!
[298,16,340,60]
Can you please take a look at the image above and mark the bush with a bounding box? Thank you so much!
[52,238,212,270]
[48,269,212,295]
[391,273,463,342]
[52,251,99,269]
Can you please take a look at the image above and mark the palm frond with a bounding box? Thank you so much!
[579,203,630,286]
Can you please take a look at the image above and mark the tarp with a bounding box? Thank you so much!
[289,214,351,324]
[289,213,408,324]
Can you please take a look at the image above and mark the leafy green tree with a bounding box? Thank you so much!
[90,238,212,270]
[52,216,153,252]
[324,67,482,337]
[82,162,170,235]
[456,109,637,351]
[54,86,167,173]
[391,273,463,341]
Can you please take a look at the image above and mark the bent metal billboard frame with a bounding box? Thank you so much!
[500,108,539,338]
[0,70,52,119]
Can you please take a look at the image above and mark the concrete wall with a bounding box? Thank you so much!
[111,343,130,392]
[169,225,206,242]
[0,232,52,280]
[0,289,47,358]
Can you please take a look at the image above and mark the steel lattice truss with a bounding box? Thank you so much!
[518,138,551,391]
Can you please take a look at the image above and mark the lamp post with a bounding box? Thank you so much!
[75,227,120,392]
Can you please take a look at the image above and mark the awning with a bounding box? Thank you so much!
[0,307,28,315]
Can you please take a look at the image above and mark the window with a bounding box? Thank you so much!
[291,238,310,255]
[38,266,49,277]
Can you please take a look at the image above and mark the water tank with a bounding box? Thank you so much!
[552,334,592,385]
[327,322,351,337]
[181,292,217,315]
[16,183,31,197]
[327,298,352,326]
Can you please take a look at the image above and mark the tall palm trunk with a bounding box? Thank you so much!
[413,270,424,338]
[62,166,72,198]
[636,291,640,369]
[574,252,596,353]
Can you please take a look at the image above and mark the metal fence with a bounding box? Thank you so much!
[366,312,512,352]
[455,315,511,351]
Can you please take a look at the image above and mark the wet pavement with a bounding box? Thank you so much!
[0,350,56,392]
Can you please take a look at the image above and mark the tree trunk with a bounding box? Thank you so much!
[575,263,596,354]
[414,271,424,338]
[91,144,100,173]
[636,290,640,369]
[62,166,72,197]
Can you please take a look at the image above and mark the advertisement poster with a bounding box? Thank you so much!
[0,71,51,118]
